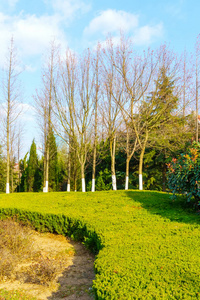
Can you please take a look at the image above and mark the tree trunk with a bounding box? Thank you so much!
[45,143,49,192]
[138,132,148,191]
[91,142,96,192]
[6,124,10,194]
[81,163,85,192]
[67,157,71,192]
[125,158,130,190]
[110,136,117,190]
[139,152,144,191]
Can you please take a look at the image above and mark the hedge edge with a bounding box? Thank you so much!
[0,207,104,299]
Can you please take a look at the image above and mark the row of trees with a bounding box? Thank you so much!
[0,35,200,193]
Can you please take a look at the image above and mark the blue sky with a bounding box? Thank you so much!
[0,0,199,156]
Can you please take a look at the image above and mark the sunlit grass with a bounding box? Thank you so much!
[0,190,200,299]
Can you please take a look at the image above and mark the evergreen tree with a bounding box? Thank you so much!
[144,67,190,191]
[27,140,39,192]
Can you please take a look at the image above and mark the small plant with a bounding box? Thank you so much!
[167,141,200,203]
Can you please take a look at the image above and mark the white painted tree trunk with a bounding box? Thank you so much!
[82,178,86,192]
[125,176,129,190]
[43,181,49,193]
[139,174,143,190]
[91,178,95,192]
[67,183,70,192]
[6,183,9,194]
[112,175,117,190]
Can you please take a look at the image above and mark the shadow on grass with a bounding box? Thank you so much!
[126,190,200,225]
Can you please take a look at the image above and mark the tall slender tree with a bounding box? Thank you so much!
[1,37,22,194]
[101,38,123,190]
[91,44,101,192]
[34,41,59,192]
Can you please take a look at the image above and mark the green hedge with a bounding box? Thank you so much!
[0,191,200,299]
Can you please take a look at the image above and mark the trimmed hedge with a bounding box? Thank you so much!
[0,191,200,299]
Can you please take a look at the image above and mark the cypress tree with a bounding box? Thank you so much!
[27,140,38,192]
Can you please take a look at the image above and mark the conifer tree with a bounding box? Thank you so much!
[27,140,38,192]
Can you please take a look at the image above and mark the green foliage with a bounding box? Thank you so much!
[96,169,112,191]
[27,140,39,192]
[167,141,200,202]
[0,191,200,299]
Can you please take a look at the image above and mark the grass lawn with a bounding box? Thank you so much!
[0,190,200,299]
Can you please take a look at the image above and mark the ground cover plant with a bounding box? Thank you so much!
[0,191,200,299]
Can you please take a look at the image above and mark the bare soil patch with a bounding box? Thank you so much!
[0,220,95,300]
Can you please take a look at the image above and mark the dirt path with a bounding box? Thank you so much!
[0,230,95,300]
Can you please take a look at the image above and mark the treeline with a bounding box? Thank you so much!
[0,34,199,193]
[0,131,194,193]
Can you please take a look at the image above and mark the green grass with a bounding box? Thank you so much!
[0,190,200,299]
[0,289,37,300]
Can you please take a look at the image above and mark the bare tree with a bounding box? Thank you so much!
[76,49,94,192]
[54,49,94,192]
[91,44,101,192]
[34,41,59,192]
[101,38,123,190]
[54,48,78,192]
[113,36,183,190]
[1,37,22,194]
[122,115,138,190]
[112,35,156,190]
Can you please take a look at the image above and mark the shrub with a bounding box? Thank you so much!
[167,141,200,202]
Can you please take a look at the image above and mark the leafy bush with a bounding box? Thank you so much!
[167,141,200,202]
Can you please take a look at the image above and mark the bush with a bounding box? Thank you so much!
[167,141,200,202]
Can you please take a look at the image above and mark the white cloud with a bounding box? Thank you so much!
[14,14,67,55]
[0,12,68,68]
[84,9,139,37]
[52,0,91,20]
[84,9,164,47]
[132,23,164,46]
[0,0,91,68]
